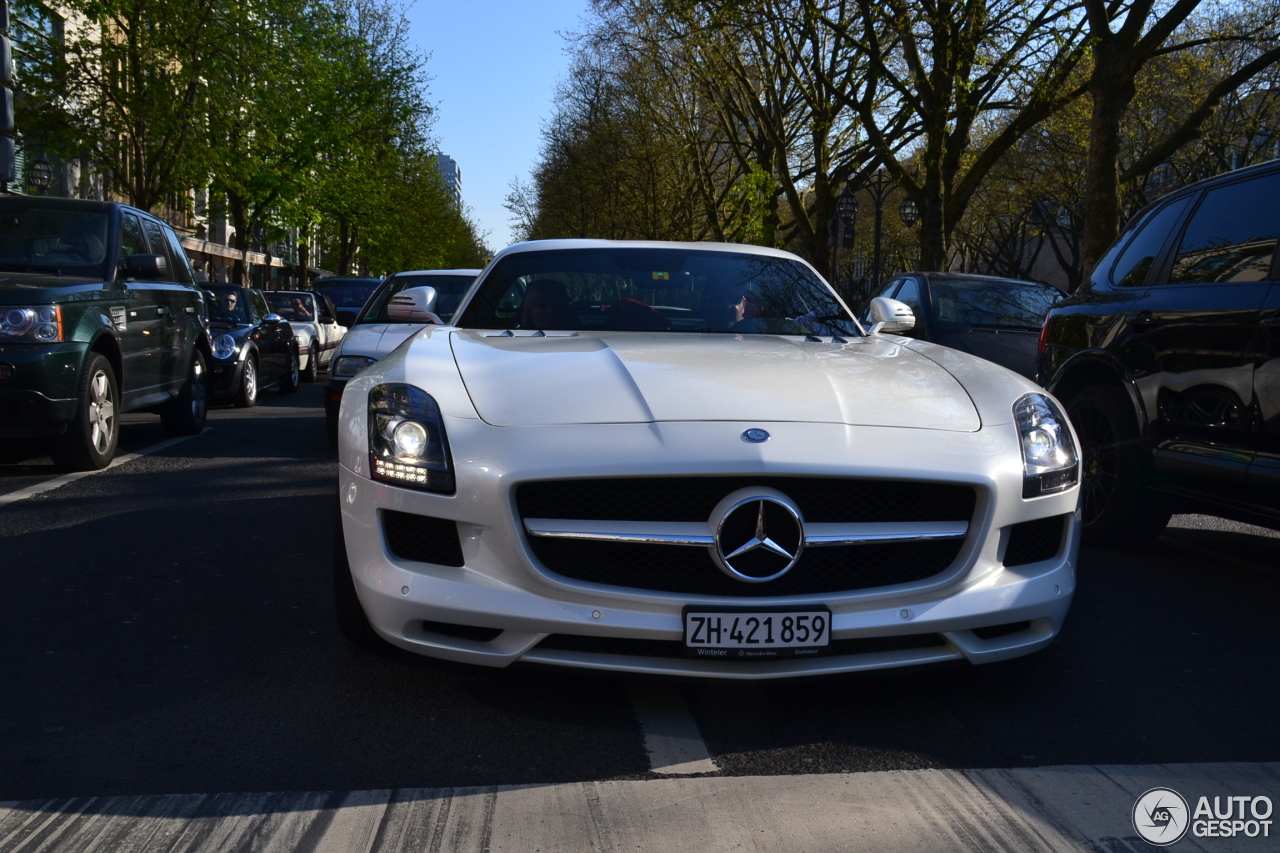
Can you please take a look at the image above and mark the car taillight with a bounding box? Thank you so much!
[1037,314,1051,356]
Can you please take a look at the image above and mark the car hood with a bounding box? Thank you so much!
[0,273,107,299]
[448,331,981,431]
[340,323,427,360]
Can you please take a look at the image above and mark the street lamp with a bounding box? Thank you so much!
[854,167,899,291]
[836,184,858,240]
[899,198,920,227]
[28,153,53,194]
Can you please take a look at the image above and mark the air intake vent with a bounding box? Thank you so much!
[382,510,464,567]
[1004,516,1066,567]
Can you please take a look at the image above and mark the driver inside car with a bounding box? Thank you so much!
[700,283,749,331]
[515,279,578,330]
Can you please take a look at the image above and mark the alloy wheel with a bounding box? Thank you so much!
[1071,400,1118,527]
[244,359,257,403]
[87,369,115,455]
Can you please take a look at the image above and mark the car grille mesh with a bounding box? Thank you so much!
[1004,515,1066,567]
[517,477,976,597]
[517,476,975,523]
[382,510,465,567]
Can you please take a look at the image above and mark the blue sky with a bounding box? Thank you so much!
[405,1,589,252]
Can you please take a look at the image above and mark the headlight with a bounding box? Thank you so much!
[1014,393,1079,498]
[0,305,62,343]
[212,334,237,360]
[368,383,454,493]
[333,355,377,378]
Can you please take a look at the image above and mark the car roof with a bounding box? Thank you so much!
[389,269,482,277]
[493,239,808,264]
[313,276,381,284]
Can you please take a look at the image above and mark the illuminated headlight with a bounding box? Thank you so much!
[0,305,62,343]
[212,334,237,360]
[1015,393,1079,498]
[368,383,454,493]
[333,355,377,378]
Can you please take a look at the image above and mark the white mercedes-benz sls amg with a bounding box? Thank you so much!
[334,240,1080,679]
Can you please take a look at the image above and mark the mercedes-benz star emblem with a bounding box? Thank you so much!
[741,428,770,443]
[709,488,805,582]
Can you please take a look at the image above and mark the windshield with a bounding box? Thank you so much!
[456,248,859,336]
[267,291,317,322]
[930,279,1061,329]
[313,278,382,310]
[0,202,110,278]
[359,274,477,324]
[206,286,250,324]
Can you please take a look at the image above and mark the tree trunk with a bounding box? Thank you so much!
[228,193,250,286]
[1081,60,1138,281]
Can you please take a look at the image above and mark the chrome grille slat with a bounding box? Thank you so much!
[523,518,969,547]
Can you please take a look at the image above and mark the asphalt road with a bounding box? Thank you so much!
[3,382,1279,801]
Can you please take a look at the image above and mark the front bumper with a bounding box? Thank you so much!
[338,417,1080,679]
[0,342,87,437]
[207,356,245,401]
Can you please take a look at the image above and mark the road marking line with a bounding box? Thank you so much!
[0,429,210,510]
[627,683,718,775]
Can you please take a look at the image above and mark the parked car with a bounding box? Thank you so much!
[325,269,480,444]
[266,290,345,382]
[1037,159,1280,547]
[333,240,1080,679]
[0,196,210,470]
[311,276,383,328]
[204,285,299,407]
[862,273,1062,379]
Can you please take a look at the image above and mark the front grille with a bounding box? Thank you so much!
[535,632,949,660]
[517,477,975,523]
[1004,515,1066,567]
[517,477,975,597]
[382,510,465,567]
[527,537,964,597]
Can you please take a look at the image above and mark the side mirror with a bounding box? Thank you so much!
[124,254,167,279]
[263,313,283,325]
[387,285,443,324]
[867,297,916,334]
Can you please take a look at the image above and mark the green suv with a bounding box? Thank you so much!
[0,196,211,470]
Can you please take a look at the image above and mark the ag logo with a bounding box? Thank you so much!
[1133,787,1190,846]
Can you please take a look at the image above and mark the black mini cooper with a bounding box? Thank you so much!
[1037,161,1280,546]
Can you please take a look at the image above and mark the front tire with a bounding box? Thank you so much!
[302,344,319,383]
[1067,385,1170,548]
[233,356,258,408]
[50,353,119,471]
[280,350,300,394]
[333,496,387,651]
[161,351,208,436]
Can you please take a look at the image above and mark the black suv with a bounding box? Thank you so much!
[1037,160,1280,546]
[0,197,210,470]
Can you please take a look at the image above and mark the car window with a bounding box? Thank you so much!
[894,279,922,314]
[320,295,338,321]
[205,286,249,323]
[121,213,148,260]
[929,279,1061,329]
[360,274,477,324]
[0,202,110,278]
[248,289,270,323]
[267,292,317,322]
[1111,197,1191,287]
[162,226,195,285]
[1165,173,1280,284]
[457,248,860,337]
[312,278,382,310]
[140,218,176,281]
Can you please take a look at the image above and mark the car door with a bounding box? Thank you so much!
[140,216,188,392]
[1250,282,1280,509]
[317,295,343,365]
[118,211,167,407]
[248,288,287,381]
[1117,171,1278,497]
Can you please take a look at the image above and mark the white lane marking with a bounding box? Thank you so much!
[0,429,210,509]
[627,682,718,775]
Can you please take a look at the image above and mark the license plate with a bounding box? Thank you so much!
[683,609,831,659]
